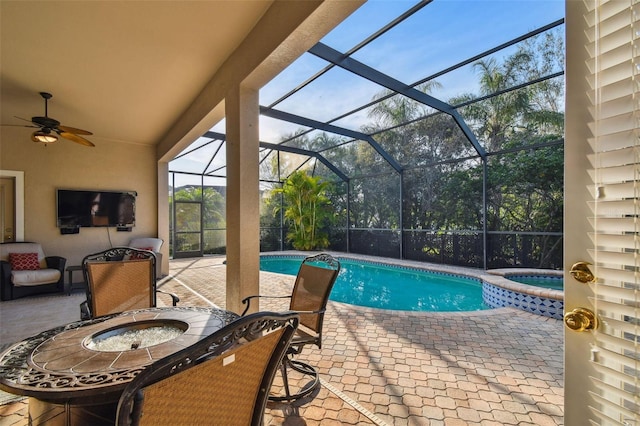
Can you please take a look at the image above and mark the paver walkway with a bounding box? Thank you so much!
[0,254,564,425]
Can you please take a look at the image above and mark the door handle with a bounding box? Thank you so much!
[570,262,595,283]
[564,307,597,332]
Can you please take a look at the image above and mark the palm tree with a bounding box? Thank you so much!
[274,170,332,250]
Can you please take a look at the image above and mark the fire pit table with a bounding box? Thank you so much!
[0,306,239,425]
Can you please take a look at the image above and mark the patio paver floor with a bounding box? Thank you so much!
[0,254,563,425]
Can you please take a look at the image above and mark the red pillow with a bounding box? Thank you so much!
[9,252,40,270]
[130,247,154,260]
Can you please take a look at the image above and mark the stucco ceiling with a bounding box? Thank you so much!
[0,1,274,148]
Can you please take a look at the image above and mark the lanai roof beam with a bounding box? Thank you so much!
[259,106,403,173]
[204,131,350,182]
[308,42,487,159]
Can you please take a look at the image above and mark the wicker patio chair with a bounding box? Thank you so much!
[80,247,179,319]
[242,252,341,401]
[115,311,299,426]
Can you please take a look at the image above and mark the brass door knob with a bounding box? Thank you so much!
[570,262,595,283]
[564,308,597,332]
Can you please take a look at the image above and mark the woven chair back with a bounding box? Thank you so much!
[116,311,298,426]
[86,257,154,317]
[289,256,340,332]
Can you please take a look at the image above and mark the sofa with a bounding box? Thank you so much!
[0,242,66,301]
[129,237,164,278]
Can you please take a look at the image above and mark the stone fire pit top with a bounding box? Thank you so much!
[0,307,239,402]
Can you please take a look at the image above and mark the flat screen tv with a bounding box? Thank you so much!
[56,189,136,228]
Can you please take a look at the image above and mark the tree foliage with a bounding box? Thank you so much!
[256,29,565,267]
[273,170,334,250]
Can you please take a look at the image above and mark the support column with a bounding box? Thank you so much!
[157,161,169,277]
[225,84,260,314]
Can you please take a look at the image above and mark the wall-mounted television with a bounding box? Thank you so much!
[56,189,136,228]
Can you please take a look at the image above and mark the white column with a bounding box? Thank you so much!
[225,84,260,314]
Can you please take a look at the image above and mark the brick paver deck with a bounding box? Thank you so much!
[0,254,563,425]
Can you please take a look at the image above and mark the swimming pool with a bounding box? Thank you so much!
[260,256,488,312]
[506,275,563,291]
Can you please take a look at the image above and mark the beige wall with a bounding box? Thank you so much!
[0,1,363,283]
[0,126,158,268]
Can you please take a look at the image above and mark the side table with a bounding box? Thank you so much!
[65,265,84,295]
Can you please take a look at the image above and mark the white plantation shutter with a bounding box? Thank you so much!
[588,0,640,424]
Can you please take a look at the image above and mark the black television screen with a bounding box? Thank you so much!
[57,189,136,228]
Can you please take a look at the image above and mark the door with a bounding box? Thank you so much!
[0,171,23,242]
[565,1,640,425]
[172,200,203,258]
[0,177,16,242]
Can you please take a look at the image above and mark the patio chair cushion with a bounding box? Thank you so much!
[12,269,61,286]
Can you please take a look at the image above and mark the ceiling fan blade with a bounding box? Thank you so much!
[12,116,39,127]
[1,123,38,128]
[60,131,95,147]
[58,125,93,135]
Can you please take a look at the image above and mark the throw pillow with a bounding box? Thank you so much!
[9,252,40,270]
[130,247,154,260]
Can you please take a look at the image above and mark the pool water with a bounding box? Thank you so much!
[260,257,488,312]
[507,275,563,291]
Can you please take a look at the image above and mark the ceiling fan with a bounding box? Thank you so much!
[8,92,95,147]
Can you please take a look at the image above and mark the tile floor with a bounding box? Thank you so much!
[0,254,564,425]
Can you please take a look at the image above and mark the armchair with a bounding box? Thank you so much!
[129,237,163,277]
[80,247,179,319]
[0,242,66,301]
[116,311,299,426]
[242,253,341,401]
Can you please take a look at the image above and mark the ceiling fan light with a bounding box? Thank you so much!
[32,131,58,143]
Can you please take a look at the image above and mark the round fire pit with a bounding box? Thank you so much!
[0,307,239,400]
[0,307,240,426]
[85,319,188,352]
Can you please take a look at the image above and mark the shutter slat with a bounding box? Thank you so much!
[591,146,639,168]
[594,164,638,183]
[594,348,633,383]
[595,283,639,301]
[595,299,639,319]
[592,234,638,249]
[588,129,636,151]
[589,392,637,425]
[587,407,622,426]
[590,250,638,267]
[590,378,638,406]
[588,217,638,233]
[598,79,634,104]
[599,316,640,337]
[590,199,637,216]
[595,282,639,301]
[595,266,638,282]
[592,181,635,199]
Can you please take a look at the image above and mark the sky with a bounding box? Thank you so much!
[171,0,565,180]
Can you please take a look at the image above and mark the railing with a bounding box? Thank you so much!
[172,223,562,269]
